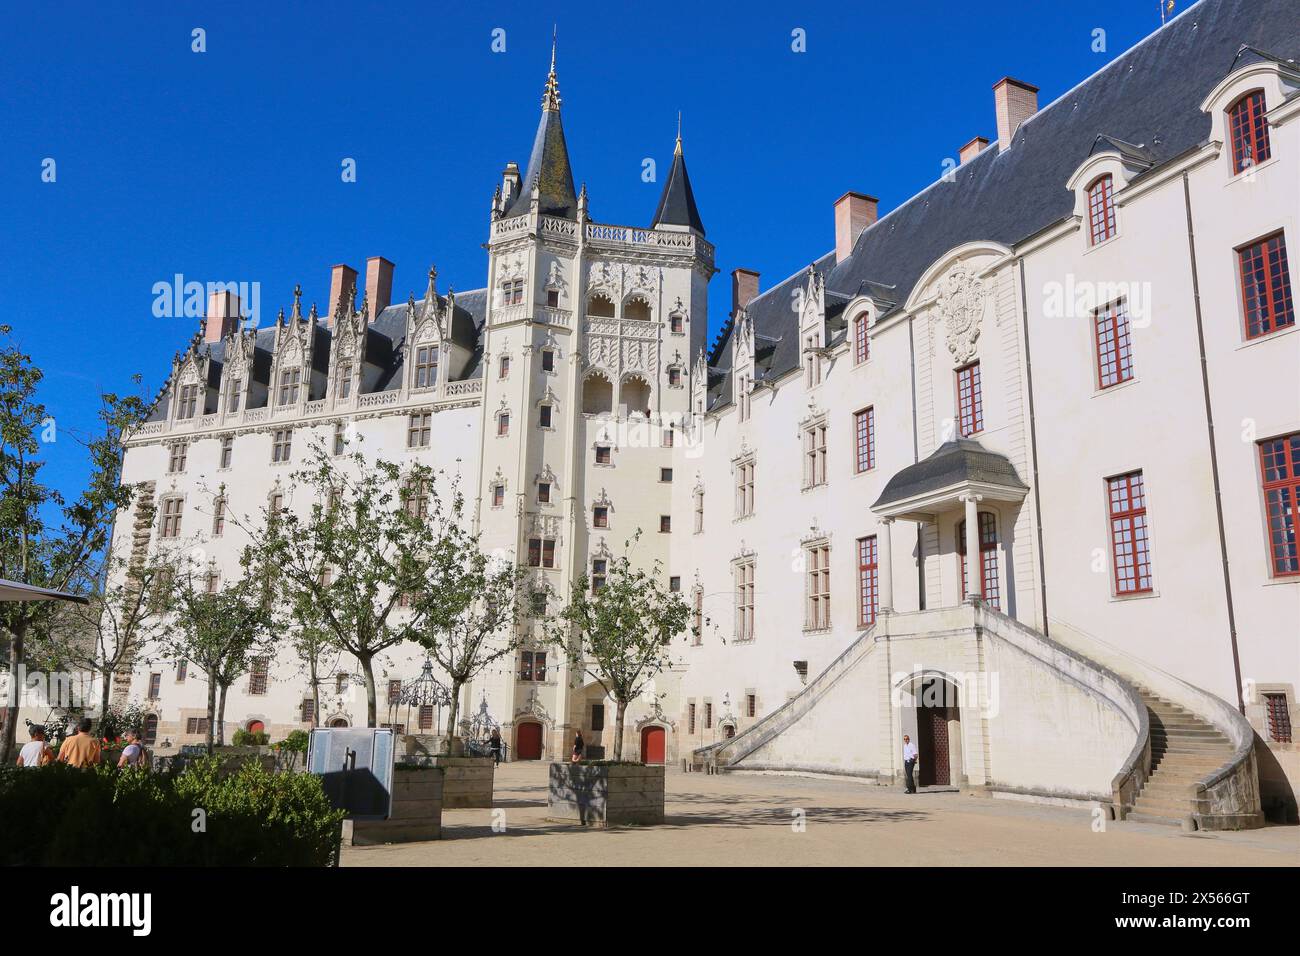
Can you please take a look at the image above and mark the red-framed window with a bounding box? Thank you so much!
[854,407,876,473]
[1264,693,1292,743]
[853,314,870,364]
[527,536,556,568]
[1259,432,1300,577]
[1087,174,1117,245]
[1107,471,1153,594]
[1228,90,1271,175]
[956,362,983,437]
[1238,232,1294,340]
[857,535,879,627]
[957,512,1000,609]
[1094,300,1135,388]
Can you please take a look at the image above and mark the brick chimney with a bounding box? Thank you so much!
[328,264,358,327]
[731,268,760,318]
[834,192,878,264]
[203,290,241,343]
[364,257,394,322]
[960,136,990,164]
[993,77,1038,149]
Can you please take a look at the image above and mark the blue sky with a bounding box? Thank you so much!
[2,0,1173,504]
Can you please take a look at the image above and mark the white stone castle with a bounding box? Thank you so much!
[107,0,1297,827]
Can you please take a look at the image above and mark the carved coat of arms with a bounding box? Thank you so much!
[937,264,987,364]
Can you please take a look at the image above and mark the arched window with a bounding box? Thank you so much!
[620,375,651,415]
[957,512,1000,609]
[1228,90,1271,175]
[1087,174,1116,245]
[624,296,651,322]
[582,372,613,415]
[853,312,870,364]
[587,292,615,318]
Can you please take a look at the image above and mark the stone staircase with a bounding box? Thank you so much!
[1126,687,1234,827]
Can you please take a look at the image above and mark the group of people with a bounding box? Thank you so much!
[14,718,151,770]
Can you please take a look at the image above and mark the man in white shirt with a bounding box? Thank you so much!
[16,725,52,768]
[902,734,919,794]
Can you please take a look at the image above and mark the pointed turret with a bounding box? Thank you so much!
[503,35,578,220]
[651,118,705,235]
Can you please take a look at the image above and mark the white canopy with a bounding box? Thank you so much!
[0,578,88,604]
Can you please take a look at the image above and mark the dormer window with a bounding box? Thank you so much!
[336,364,352,399]
[1228,90,1271,175]
[225,378,242,413]
[1087,174,1116,245]
[277,368,301,406]
[805,335,822,387]
[414,346,438,388]
[738,373,751,422]
[177,384,199,420]
[853,314,870,364]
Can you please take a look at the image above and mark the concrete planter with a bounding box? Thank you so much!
[342,766,443,846]
[547,762,665,827]
[427,755,495,808]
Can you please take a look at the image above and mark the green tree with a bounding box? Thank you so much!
[551,537,691,760]
[241,444,443,728]
[163,550,275,754]
[408,508,533,750]
[0,324,151,763]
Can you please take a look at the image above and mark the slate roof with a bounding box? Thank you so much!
[708,0,1300,405]
[504,105,578,220]
[872,439,1029,510]
[652,142,706,235]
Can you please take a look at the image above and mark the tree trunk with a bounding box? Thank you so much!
[309,657,320,730]
[99,664,112,721]
[613,699,627,761]
[360,655,377,728]
[445,679,464,752]
[1,619,27,765]
[205,676,217,756]
[217,684,228,745]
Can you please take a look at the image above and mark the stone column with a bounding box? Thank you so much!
[963,494,982,604]
[878,517,894,614]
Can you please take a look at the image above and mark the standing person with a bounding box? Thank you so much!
[57,717,102,768]
[117,729,150,770]
[571,729,585,763]
[16,725,53,768]
[489,727,502,766]
[902,734,919,794]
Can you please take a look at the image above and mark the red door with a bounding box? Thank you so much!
[516,722,543,760]
[640,726,666,764]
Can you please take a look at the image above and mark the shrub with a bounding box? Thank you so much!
[276,729,309,753]
[232,729,270,747]
[0,759,344,866]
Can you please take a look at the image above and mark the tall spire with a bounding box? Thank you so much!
[652,117,705,235]
[503,33,578,220]
[542,26,561,112]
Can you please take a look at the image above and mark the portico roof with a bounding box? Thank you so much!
[872,439,1028,520]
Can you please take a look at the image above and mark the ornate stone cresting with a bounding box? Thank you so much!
[936,263,988,365]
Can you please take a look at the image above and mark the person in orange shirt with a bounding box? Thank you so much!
[57,717,102,768]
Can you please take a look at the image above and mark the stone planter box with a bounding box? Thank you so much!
[428,755,494,808]
[342,766,443,846]
[547,762,665,827]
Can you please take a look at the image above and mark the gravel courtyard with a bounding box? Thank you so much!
[340,761,1298,867]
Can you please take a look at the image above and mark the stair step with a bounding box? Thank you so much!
[1125,810,1186,826]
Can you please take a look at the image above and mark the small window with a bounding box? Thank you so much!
[176,660,187,682]
[804,544,831,629]
[669,576,681,592]
[499,355,511,379]
[497,411,510,436]
[595,445,611,465]
[225,378,242,413]
[277,368,301,406]
[659,515,672,533]
[694,486,705,532]
[539,404,553,428]
[591,703,605,731]
[1228,90,1271,175]
[546,289,559,308]
[956,362,983,437]
[1095,300,1135,388]
[591,558,607,591]
[177,384,199,420]
[219,435,233,469]
[805,335,821,387]
[541,350,555,373]
[147,673,161,700]
[336,364,352,399]
[492,484,505,508]
[704,702,713,730]
[1087,174,1116,246]
[735,460,755,518]
[248,658,269,696]
[335,673,348,694]
[160,498,183,538]
[414,346,439,388]
[537,482,551,504]
[407,412,431,448]
[300,699,315,724]
[668,367,682,387]
[271,428,293,463]
[527,537,557,569]
[660,467,673,482]
[853,314,870,364]
[746,694,756,718]
[332,422,346,456]
[802,422,828,488]
[662,428,674,448]
[1237,232,1294,340]
[592,505,608,528]
[670,312,684,334]
[211,496,226,537]
[688,702,697,734]
[168,443,188,474]
[1264,693,1292,743]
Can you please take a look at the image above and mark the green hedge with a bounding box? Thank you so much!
[0,759,344,866]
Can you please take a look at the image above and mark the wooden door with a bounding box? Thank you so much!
[640,726,665,764]
[516,721,543,760]
[918,706,951,787]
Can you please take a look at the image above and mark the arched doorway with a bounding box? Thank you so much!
[246,719,265,734]
[722,724,737,739]
[917,676,959,788]
[640,725,666,764]
[516,721,543,760]
[328,718,348,728]
[957,511,1001,609]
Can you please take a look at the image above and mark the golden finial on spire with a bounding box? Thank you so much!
[542,27,561,112]
[675,111,683,156]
